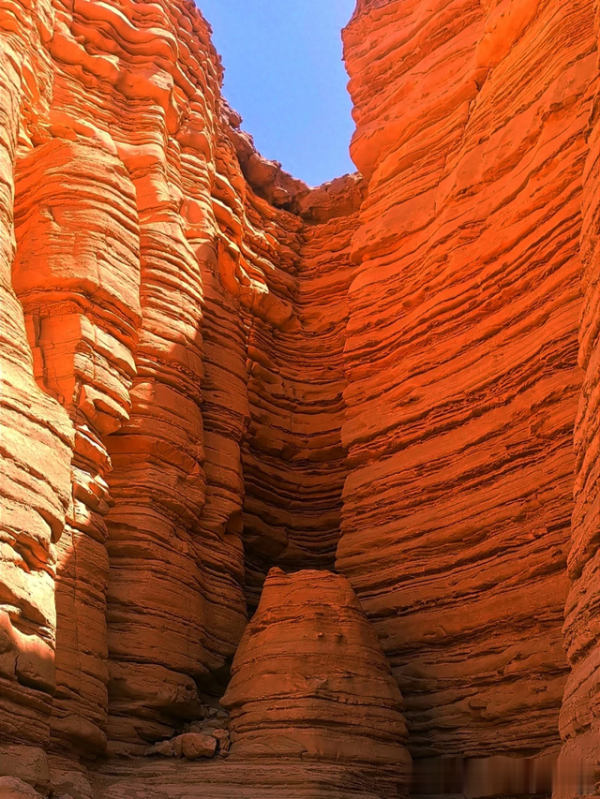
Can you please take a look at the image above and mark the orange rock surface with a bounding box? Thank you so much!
[222,569,409,778]
[242,177,364,610]
[1,0,600,797]
[338,0,597,770]
[557,8,600,788]
[1,0,75,758]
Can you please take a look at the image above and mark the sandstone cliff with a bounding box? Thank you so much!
[339,0,595,769]
[0,0,599,797]
[557,4,600,787]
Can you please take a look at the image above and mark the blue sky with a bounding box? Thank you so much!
[197,0,356,187]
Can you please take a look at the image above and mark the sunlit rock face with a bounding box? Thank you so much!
[0,0,74,759]
[340,0,599,775]
[0,0,599,797]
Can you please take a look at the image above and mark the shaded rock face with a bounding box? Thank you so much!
[241,178,365,610]
[0,0,600,798]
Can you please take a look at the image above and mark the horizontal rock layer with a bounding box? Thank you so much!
[338,0,597,761]
[91,758,406,799]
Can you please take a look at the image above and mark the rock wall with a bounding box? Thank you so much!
[557,4,600,788]
[0,0,74,759]
[13,135,141,758]
[339,0,597,769]
[242,176,364,609]
[2,0,600,796]
[0,0,363,778]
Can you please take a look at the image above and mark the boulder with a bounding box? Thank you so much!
[0,778,42,799]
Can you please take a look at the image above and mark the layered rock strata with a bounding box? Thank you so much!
[12,137,141,758]
[242,176,363,609]
[2,0,600,796]
[556,6,600,789]
[93,758,405,799]
[89,572,410,799]
[338,0,597,766]
[0,0,74,760]
[221,568,410,795]
[0,0,362,775]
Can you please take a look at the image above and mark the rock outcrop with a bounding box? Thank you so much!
[222,569,410,787]
[2,0,600,797]
[94,569,411,798]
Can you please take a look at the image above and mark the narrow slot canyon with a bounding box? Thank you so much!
[0,1,599,798]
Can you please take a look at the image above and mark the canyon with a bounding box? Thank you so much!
[0,0,599,797]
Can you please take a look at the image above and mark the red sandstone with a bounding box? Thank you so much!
[0,0,599,798]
